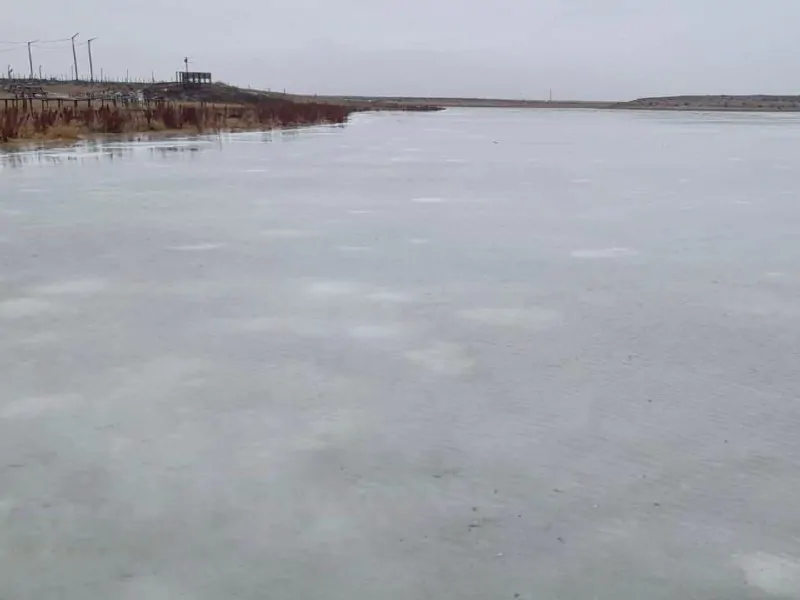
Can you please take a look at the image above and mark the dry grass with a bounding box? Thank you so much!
[40,124,82,140]
[0,99,354,143]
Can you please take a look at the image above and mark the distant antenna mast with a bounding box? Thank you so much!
[71,33,80,81]
[27,40,38,79]
[87,37,98,82]
[549,88,553,102]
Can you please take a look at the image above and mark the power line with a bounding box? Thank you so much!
[32,41,71,49]
[29,46,70,53]
[0,38,73,45]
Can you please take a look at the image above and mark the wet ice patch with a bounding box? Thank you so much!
[348,324,407,340]
[721,291,800,318]
[33,278,108,296]
[1,393,81,420]
[458,307,561,330]
[307,280,366,297]
[294,407,369,451]
[366,290,415,304]
[167,243,225,252]
[337,245,373,253]
[411,197,447,204]
[0,298,57,319]
[261,229,315,239]
[737,552,800,597]
[571,247,639,259]
[216,316,330,337]
[18,331,61,345]
[406,342,474,376]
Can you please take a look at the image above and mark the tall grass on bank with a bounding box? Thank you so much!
[0,100,353,143]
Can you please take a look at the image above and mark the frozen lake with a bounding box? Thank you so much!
[2,109,800,599]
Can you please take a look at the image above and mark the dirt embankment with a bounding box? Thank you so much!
[615,95,800,112]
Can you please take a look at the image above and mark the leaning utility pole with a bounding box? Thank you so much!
[71,33,80,81]
[87,37,97,82]
[27,40,37,79]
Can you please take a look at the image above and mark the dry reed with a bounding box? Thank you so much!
[0,99,353,143]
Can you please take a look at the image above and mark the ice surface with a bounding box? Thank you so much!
[2,109,800,599]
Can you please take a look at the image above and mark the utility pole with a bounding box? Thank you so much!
[27,40,38,79]
[71,33,80,81]
[87,37,97,82]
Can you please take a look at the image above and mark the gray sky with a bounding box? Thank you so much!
[1,0,797,100]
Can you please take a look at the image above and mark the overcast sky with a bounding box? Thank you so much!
[1,0,797,100]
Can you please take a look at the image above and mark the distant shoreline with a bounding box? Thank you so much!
[6,81,800,113]
[315,94,800,113]
[4,81,800,147]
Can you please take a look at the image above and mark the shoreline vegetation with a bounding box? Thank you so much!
[0,82,443,145]
[3,80,800,146]
[0,99,355,144]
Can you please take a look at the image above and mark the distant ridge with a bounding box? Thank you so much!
[616,95,800,111]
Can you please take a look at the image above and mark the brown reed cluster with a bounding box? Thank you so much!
[0,99,353,143]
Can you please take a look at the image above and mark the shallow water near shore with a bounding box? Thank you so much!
[2,109,800,599]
